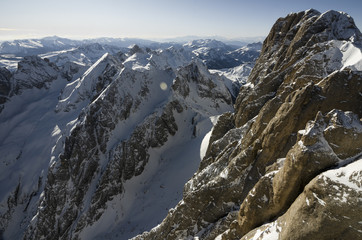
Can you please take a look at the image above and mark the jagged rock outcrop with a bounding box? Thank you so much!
[172,61,232,107]
[0,67,11,109]
[0,56,59,112]
[11,56,59,95]
[135,9,362,240]
[241,155,362,240]
[233,110,362,239]
[55,52,123,112]
[234,9,361,127]
[60,61,88,82]
[0,67,11,96]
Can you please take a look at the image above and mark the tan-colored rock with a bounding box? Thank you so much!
[241,158,362,240]
[235,9,362,128]
[218,110,362,239]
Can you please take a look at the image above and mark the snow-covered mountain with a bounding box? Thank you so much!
[183,39,261,69]
[0,36,80,56]
[210,62,255,99]
[1,9,361,240]
[0,36,156,71]
[0,36,157,57]
[0,36,261,72]
[39,43,124,68]
[0,38,242,240]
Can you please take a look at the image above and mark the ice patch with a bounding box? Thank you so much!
[51,125,61,137]
[200,131,212,160]
[340,41,362,71]
[312,193,326,206]
[200,115,220,160]
[220,168,229,179]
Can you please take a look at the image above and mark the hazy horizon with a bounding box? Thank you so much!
[0,34,266,44]
[1,0,362,41]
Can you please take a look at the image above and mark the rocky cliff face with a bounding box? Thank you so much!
[12,56,60,95]
[0,56,59,112]
[134,9,362,240]
[0,67,11,108]
[239,110,362,240]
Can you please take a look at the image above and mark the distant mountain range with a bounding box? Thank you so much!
[0,36,262,72]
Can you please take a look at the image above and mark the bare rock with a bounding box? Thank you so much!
[12,56,59,95]
[241,158,362,240]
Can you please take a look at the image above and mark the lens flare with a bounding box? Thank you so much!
[160,82,168,91]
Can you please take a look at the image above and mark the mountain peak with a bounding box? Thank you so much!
[12,55,59,95]
[265,9,361,49]
[304,8,321,15]
[128,44,144,55]
[315,10,361,41]
[183,39,228,49]
[247,9,362,88]
[41,35,63,41]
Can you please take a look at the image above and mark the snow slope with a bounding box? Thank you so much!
[78,113,216,240]
[0,75,73,239]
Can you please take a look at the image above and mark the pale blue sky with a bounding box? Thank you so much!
[1,0,362,40]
